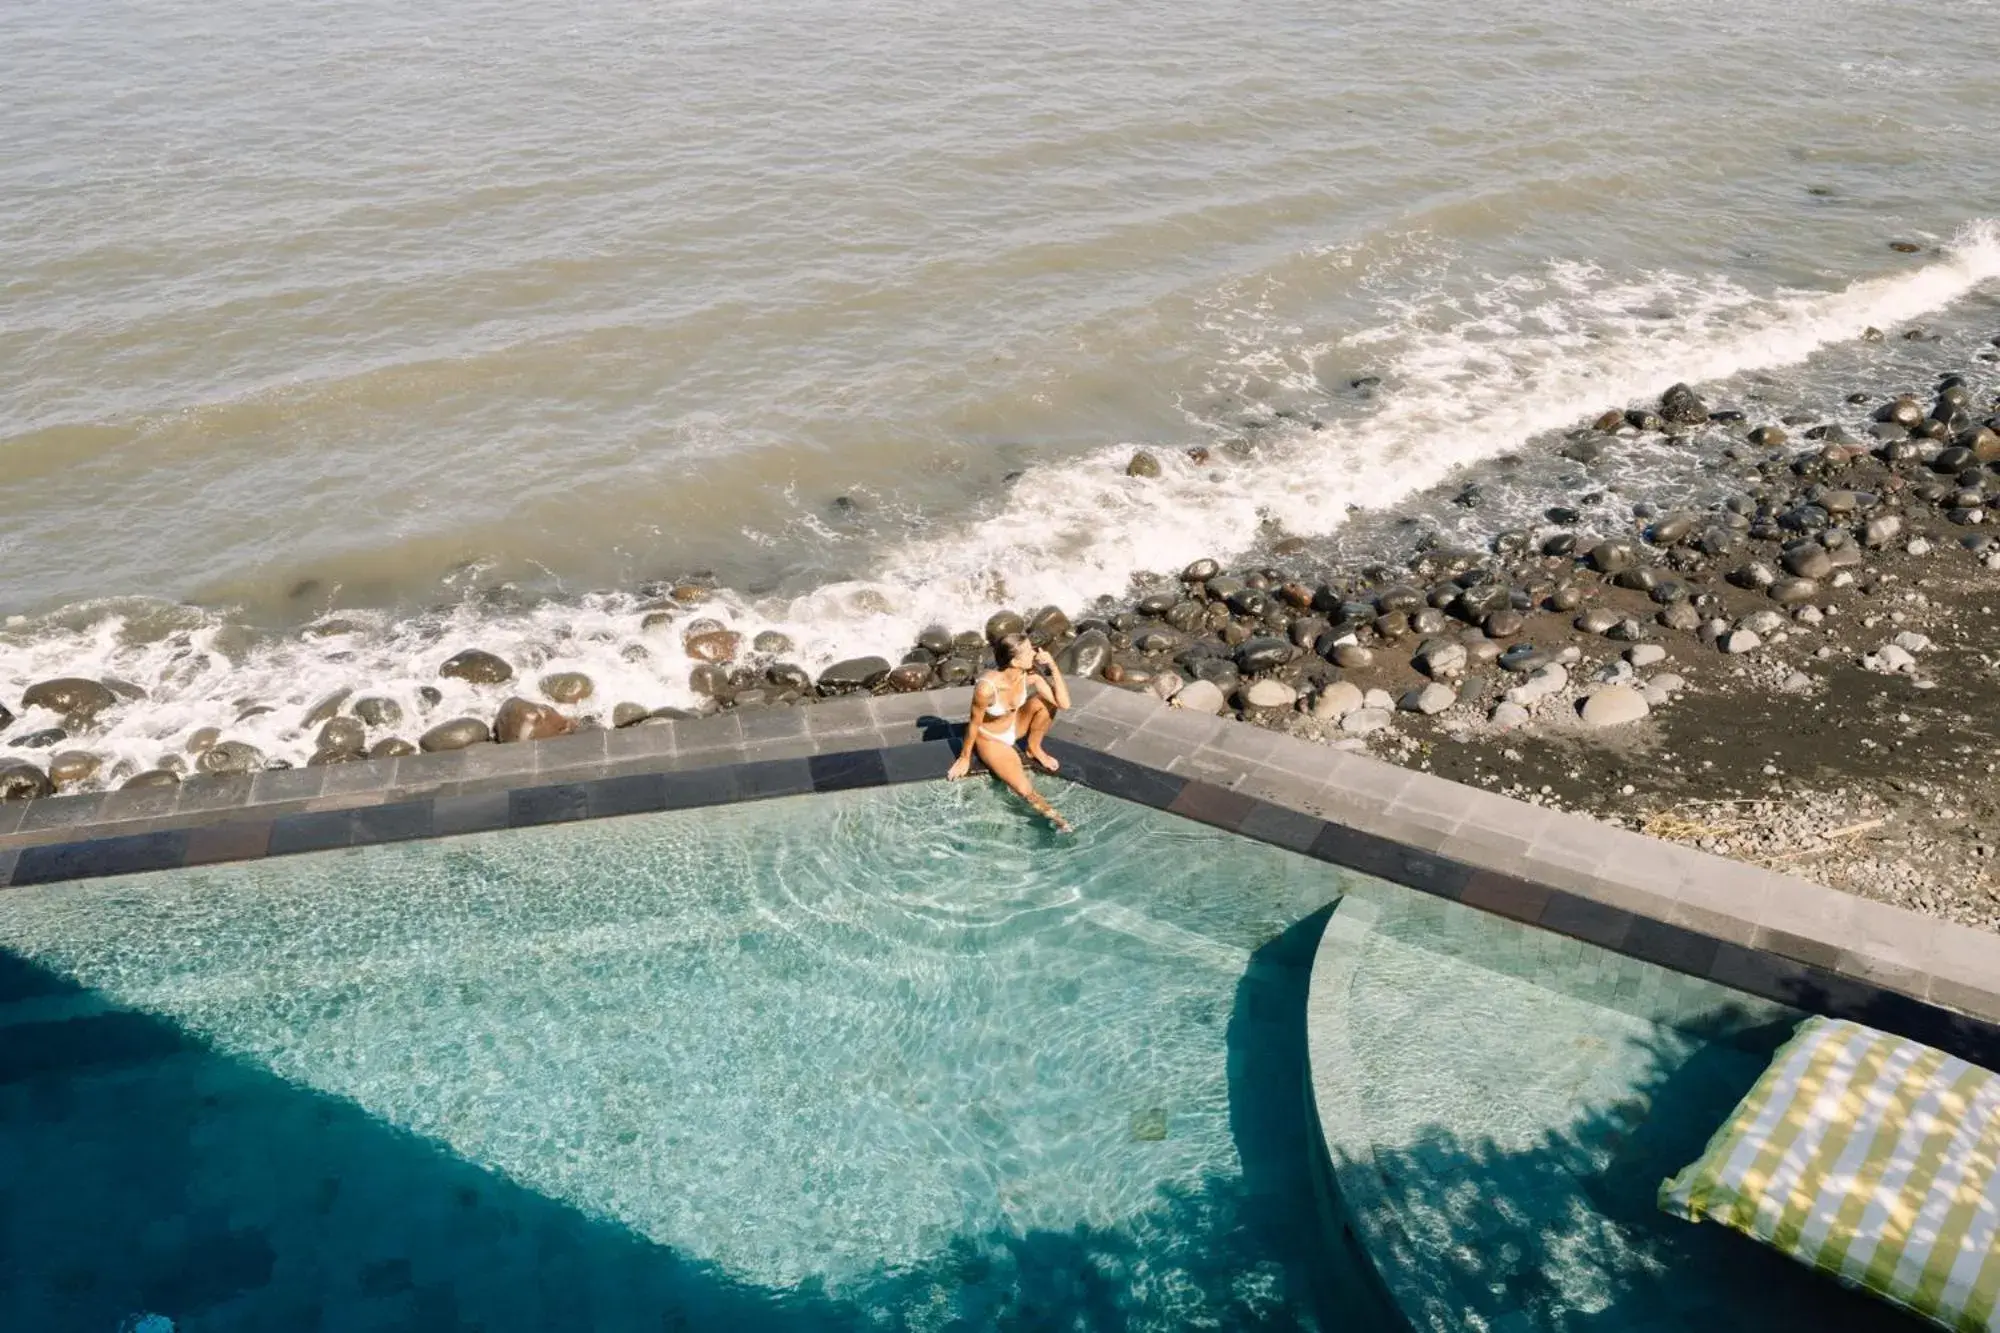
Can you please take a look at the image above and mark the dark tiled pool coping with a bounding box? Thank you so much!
[2,681,1995,1056]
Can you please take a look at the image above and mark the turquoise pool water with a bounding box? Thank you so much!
[0,780,1918,1332]
[0,784,1365,1332]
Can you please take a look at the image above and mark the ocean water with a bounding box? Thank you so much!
[4,0,2000,773]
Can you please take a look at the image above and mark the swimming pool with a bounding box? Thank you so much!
[0,782,1370,1332]
[0,779,1912,1331]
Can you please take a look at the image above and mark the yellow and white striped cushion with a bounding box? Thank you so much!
[1660,1016,2000,1331]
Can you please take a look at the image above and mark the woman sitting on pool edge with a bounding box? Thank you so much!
[946,631,1072,831]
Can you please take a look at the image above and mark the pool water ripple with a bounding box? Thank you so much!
[0,782,1349,1329]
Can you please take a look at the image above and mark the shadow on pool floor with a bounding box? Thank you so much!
[0,912,1353,1333]
[1,906,1922,1333]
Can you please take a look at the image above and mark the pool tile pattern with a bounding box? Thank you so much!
[1,681,1995,1063]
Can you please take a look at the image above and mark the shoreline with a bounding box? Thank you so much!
[7,347,2000,934]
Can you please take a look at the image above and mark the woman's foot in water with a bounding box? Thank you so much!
[1026,743,1061,774]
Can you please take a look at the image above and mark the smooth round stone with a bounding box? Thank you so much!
[1310,681,1365,722]
[1657,601,1701,631]
[1400,682,1457,715]
[0,761,54,801]
[494,698,574,744]
[317,717,367,754]
[539,672,594,704]
[1234,636,1298,674]
[1575,609,1621,636]
[1586,540,1638,574]
[1498,644,1557,674]
[1373,584,1425,614]
[1625,644,1667,668]
[816,656,893,693]
[1331,643,1374,669]
[419,717,493,752]
[1579,685,1650,728]
[1483,610,1525,639]
[1489,702,1531,731]
[184,726,221,755]
[684,630,742,664]
[1720,630,1762,654]
[196,741,264,775]
[983,611,1025,643]
[1241,679,1298,711]
[121,768,181,789]
[369,738,418,759]
[611,702,652,728]
[756,629,799,655]
[302,688,353,728]
[1547,585,1583,612]
[1768,577,1820,606]
[1412,639,1467,679]
[47,750,102,787]
[19,677,118,721]
[438,649,513,685]
[885,663,933,692]
[1169,679,1228,715]
[353,697,403,728]
[1340,707,1395,735]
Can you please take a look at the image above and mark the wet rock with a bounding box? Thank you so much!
[1647,512,1698,546]
[197,741,265,775]
[439,649,513,685]
[303,688,353,729]
[539,672,594,704]
[817,656,894,693]
[19,677,117,721]
[766,662,813,691]
[185,726,221,755]
[308,746,366,766]
[1591,410,1626,433]
[1659,383,1709,426]
[353,697,404,728]
[1586,540,1638,575]
[1330,643,1374,669]
[755,630,797,656]
[369,738,418,759]
[47,750,101,788]
[417,686,444,709]
[1182,558,1220,583]
[611,702,652,728]
[984,611,1025,642]
[1748,425,1788,447]
[688,664,730,700]
[316,717,367,754]
[1400,682,1457,715]
[684,630,742,665]
[1875,396,1925,428]
[13,728,66,749]
[122,769,181,789]
[1058,629,1112,679]
[1579,685,1649,728]
[1625,409,1665,433]
[1028,606,1072,645]
[0,761,53,801]
[420,718,492,751]
[1235,636,1299,674]
[886,663,933,692]
[1126,451,1162,478]
[494,696,580,736]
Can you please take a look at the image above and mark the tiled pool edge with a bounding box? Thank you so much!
[2,680,1996,1055]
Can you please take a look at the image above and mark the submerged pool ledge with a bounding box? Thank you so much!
[1,680,1995,1055]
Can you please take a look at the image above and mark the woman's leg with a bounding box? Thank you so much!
[973,731,1070,831]
[1019,697,1059,773]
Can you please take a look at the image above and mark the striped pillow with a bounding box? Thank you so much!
[1659,1016,2000,1331]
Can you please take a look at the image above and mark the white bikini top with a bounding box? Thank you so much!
[982,672,1028,716]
